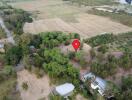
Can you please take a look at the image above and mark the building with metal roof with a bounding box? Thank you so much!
[53,83,75,98]
[81,72,107,96]
[91,77,107,96]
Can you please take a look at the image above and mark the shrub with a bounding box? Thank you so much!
[97,44,109,53]
[22,82,28,91]
[68,52,76,59]
[74,33,80,39]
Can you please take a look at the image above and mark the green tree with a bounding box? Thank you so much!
[5,46,23,65]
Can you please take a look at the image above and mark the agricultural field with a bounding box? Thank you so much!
[23,14,132,38]
[8,0,132,38]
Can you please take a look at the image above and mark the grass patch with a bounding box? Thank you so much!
[0,77,19,100]
[87,9,132,27]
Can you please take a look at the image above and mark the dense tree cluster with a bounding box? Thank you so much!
[84,34,115,47]
[0,5,32,35]
[14,32,81,87]
[5,45,23,65]
[43,48,79,85]
[40,31,71,48]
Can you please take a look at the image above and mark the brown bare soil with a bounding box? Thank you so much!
[17,70,51,100]
[9,0,132,38]
[23,15,132,38]
[76,94,88,100]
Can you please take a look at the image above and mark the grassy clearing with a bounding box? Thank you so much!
[87,9,132,27]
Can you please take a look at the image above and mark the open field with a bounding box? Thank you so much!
[24,14,132,38]
[17,70,51,100]
[9,0,132,38]
[9,0,81,21]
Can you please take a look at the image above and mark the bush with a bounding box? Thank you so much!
[75,51,87,67]
[74,33,80,39]
[68,52,76,59]
[22,82,28,91]
[97,44,109,53]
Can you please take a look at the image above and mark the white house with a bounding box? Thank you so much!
[53,83,75,98]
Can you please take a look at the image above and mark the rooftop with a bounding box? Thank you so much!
[55,83,75,97]
[94,77,107,91]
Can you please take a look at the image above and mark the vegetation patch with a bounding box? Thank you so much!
[84,32,132,78]
[84,33,115,47]
[87,9,132,27]
[22,82,28,91]
[64,0,116,6]
[0,27,6,39]
[0,5,32,35]
[0,65,19,100]
[12,32,81,89]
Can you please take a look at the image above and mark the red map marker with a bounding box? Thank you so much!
[72,39,80,52]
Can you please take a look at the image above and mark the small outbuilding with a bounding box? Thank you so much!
[53,83,75,98]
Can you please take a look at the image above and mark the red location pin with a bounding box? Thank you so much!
[72,39,80,52]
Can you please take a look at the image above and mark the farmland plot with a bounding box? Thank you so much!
[23,14,132,38]
[9,0,132,38]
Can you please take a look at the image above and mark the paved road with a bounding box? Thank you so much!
[0,17,15,45]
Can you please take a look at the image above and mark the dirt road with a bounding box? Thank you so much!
[0,17,15,44]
